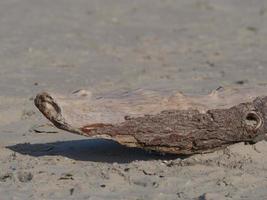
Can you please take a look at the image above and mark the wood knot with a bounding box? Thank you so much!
[245,111,262,131]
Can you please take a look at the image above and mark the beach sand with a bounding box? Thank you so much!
[0,0,267,199]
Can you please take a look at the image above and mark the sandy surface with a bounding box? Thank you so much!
[1,0,267,199]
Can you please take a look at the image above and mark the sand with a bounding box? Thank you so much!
[0,0,267,199]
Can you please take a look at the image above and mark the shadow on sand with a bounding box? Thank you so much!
[7,139,184,163]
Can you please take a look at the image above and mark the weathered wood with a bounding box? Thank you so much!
[34,86,267,155]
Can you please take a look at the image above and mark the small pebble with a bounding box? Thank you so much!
[59,173,74,180]
[70,188,74,195]
[198,192,225,200]
[0,173,13,182]
[17,171,33,183]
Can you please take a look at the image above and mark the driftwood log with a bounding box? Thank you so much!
[34,86,267,155]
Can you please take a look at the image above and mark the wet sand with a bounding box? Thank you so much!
[1,0,267,199]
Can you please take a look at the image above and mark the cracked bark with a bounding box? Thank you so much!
[34,87,267,155]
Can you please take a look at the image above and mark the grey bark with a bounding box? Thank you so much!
[34,90,267,155]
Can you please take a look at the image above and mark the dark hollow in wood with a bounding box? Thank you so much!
[34,90,267,155]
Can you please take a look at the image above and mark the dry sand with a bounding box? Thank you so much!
[0,0,267,199]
